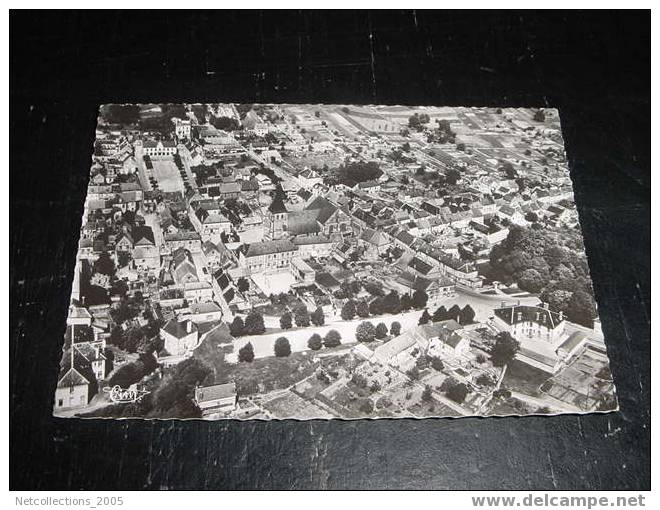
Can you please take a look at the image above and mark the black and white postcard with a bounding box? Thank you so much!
[53,103,618,420]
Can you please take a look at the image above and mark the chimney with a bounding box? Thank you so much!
[558,311,563,321]
[542,302,549,310]
[517,299,521,306]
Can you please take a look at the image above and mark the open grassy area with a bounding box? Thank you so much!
[501,359,551,396]
[193,330,320,397]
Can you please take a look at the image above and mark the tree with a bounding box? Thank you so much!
[94,252,115,277]
[117,251,131,268]
[517,268,544,294]
[229,316,245,337]
[406,366,420,380]
[389,321,401,336]
[237,277,250,293]
[368,297,384,316]
[238,342,255,362]
[400,294,412,311]
[375,322,388,339]
[324,329,342,348]
[294,306,311,327]
[308,333,323,351]
[540,288,573,314]
[408,114,422,130]
[490,332,520,367]
[432,305,448,322]
[446,383,469,403]
[310,306,325,327]
[244,311,265,335]
[274,337,291,357]
[458,304,476,325]
[524,211,539,223]
[124,327,145,354]
[445,168,461,185]
[102,104,140,125]
[359,399,374,414]
[210,116,240,131]
[411,289,428,309]
[430,356,444,371]
[355,300,370,318]
[422,385,433,402]
[500,161,518,179]
[280,312,293,330]
[341,300,356,320]
[356,321,376,343]
[447,304,462,321]
[382,291,402,314]
[418,309,431,325]
[568,289,597,327]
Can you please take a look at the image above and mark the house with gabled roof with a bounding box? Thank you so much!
[358,227,391,257]
[160,318,200,359]
[194,382,237,417]
[131,225,160,271]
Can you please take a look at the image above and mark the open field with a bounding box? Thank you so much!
[151,158,184,192]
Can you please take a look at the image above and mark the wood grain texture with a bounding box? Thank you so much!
[10,11,649,490]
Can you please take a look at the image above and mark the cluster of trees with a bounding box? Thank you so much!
[107,352,158,388]
[279,306,325,330]
[140,104,188,132]
[229,311,266,337]
[490,332,521,367]
[418,303,476,326]
[190,163,220,186]
[355,321,400,343]
[139,357,213,419]
[408,113,431,131]
[340,290,428,321]
[427,119,456,144]
[440,376,470,404]
[307,329,343,350]
[489,226,598,327]
[431,304,476,324]
[101,104,141,125]
[500,161,518,179]
[324,161,382,187]
[210,116,240,131]
[333,280,362,300]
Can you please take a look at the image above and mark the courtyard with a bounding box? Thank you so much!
[150,158,185,192]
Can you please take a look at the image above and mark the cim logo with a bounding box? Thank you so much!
[103,385,149,404]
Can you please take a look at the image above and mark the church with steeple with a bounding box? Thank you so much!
[264,195,288,240]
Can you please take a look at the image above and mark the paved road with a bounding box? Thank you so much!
[447,286,540,322]
[228,309,424,362]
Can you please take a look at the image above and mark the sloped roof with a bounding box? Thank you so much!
[162,319,198,339]
[494,304,563,329]
[244,240,297,257]
[268,196,288,214]
[133,226,155,246]
[57,367,90,388]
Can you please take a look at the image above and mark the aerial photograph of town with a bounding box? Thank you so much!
[53,103,618,420]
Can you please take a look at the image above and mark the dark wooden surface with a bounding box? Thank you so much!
[10,11,650,490]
